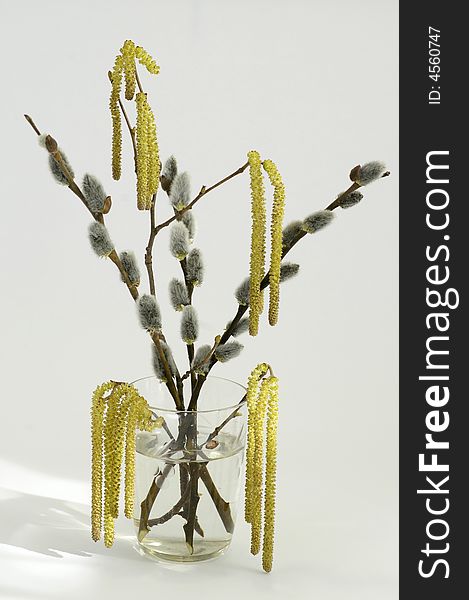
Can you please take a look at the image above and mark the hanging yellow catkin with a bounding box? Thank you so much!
[250,378,269,556]
[109,385,133,518]
[109,41,159,191]
[136,92,150,210]
[121,40,136,100]
[244,365,280,572]
[91,381,155,547]
[146,102,160,199]
[91,381,115,541]
[103,386,120,548]
[247,151,266,336]
[110,55,124,180]
[124,398,139,519]
[262,377,279,573]
[263,160,286,326]
[124,395,155,518]
[245,363,269,523]
[135,45,160,75]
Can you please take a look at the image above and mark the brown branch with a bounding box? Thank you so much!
[154,161,249,234]
[199,464,234,533]
[198,399,246,449]
[145,198,157,295]
[183,462,200,553]
[147,483,190,527]
[138,463,173,542]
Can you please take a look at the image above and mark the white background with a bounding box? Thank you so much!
[0,1,398,598]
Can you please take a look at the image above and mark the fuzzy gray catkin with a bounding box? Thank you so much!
[169,222,190,260]
[302,210,334,233]
[214,341,244,363]
[161,156,178,192]
[49,151,75,185]
[186,249,204,286]
[192,344,212,374]
[226,317,250,337]
[340,191,363,209]
[152,341,178,381]
[137,294,162,331]
[234,264,298,307]
[181,211,196,242]
[280,262,300,282]
[169,172,191,210]
[169,278,189,311]
[88,222,114,257]
[235,277,250,306]
[119,251,140,286]
[82,174,107,213]
[355,161,387,186]
[282,221,303,248]
[180,305,199,344]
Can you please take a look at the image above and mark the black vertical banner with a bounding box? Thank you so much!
[400,3,467,597]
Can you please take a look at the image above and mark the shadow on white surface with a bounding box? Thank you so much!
[0,487,142,561]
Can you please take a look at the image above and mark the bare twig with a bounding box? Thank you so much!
[154,161,249,235]
[199,464,234,533]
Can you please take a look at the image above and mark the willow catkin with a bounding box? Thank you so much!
[110,55,124,180]
[91,381,114,541]
[262,377,279,573]
[250,378,269,556]
[121,40,136,100]
[136,92,150,210]
[247,151,266,336]
[263,160,286,326]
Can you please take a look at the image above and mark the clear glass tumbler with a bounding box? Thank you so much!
[131,375,247,562]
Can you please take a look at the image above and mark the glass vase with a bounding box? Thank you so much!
[131,375,247,563]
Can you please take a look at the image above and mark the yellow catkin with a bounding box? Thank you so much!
[247,150,266,336]
[250,378,269,556]
[146,102,160,199]
[136,92,150,210]
[91,381,155,546]
[91,381,114,541]
[262,377,279,573]
[103,386,120,547]
[244,366,280,572]
[263,160,286,326]
[109,385,133,518]
[121,40,136,101]
[245,363,269,523]
[124,399,139,519]
[110,55,124,181]
[124,395,154,518]
[135,45,160,75]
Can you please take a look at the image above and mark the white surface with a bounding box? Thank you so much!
[0,1,398,598]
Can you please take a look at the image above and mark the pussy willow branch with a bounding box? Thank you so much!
[187,172,390,410]
[24,114,183,409]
